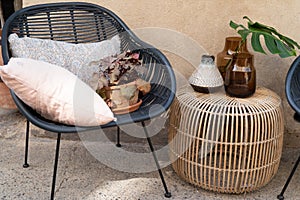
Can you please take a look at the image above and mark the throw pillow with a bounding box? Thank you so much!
[8,33,121,87]
[0,57,116,126]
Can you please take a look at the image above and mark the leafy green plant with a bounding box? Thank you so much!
[230,16,300,58]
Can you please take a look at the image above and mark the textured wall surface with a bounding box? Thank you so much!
[24,0,300,133]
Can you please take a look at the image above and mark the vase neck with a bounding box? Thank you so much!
[223,37,248,53]
[232,53,253,66]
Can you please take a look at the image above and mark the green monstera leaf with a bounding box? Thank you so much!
[230,16,300,58]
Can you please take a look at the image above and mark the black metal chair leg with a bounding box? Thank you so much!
[116,126,122,147]
[141,121,171,198]
[277,154,300,200]
[23,120,30,168]
[50,133,61,200]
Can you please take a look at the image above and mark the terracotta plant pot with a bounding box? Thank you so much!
[104,81,139,109]
[0,82,17,109]
[0,41,17,110]
[0,29,3,66]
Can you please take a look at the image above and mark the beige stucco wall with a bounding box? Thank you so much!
[24,0,300,133]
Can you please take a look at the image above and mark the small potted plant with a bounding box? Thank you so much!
[93,51,151,114]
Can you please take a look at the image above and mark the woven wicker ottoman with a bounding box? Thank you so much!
[168,87,284,193]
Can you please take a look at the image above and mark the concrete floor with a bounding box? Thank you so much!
[0,109,299,200]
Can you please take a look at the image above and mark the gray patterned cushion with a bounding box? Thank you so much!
[8,33,121,87]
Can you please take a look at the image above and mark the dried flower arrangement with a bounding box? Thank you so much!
[91,51,151,112]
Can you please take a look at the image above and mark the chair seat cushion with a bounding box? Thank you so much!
[0,58,116,126]
[8,33,121,88]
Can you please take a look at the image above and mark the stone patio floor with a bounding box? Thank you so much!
[0,108,299,200]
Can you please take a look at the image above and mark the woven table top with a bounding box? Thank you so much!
[176,87,282,115]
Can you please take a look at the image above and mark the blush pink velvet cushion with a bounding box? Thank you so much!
[0,58,115,126]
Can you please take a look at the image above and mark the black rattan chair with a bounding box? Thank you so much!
[277,56,300,200]
[1,2,175,199]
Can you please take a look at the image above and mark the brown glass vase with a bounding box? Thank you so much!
[217,37,251,80]
[224,53,256,98]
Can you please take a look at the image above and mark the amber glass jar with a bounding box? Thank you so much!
[217,37,251,80]
[224,53,256,98]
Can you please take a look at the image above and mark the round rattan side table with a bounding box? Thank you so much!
[168,87,284,194]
